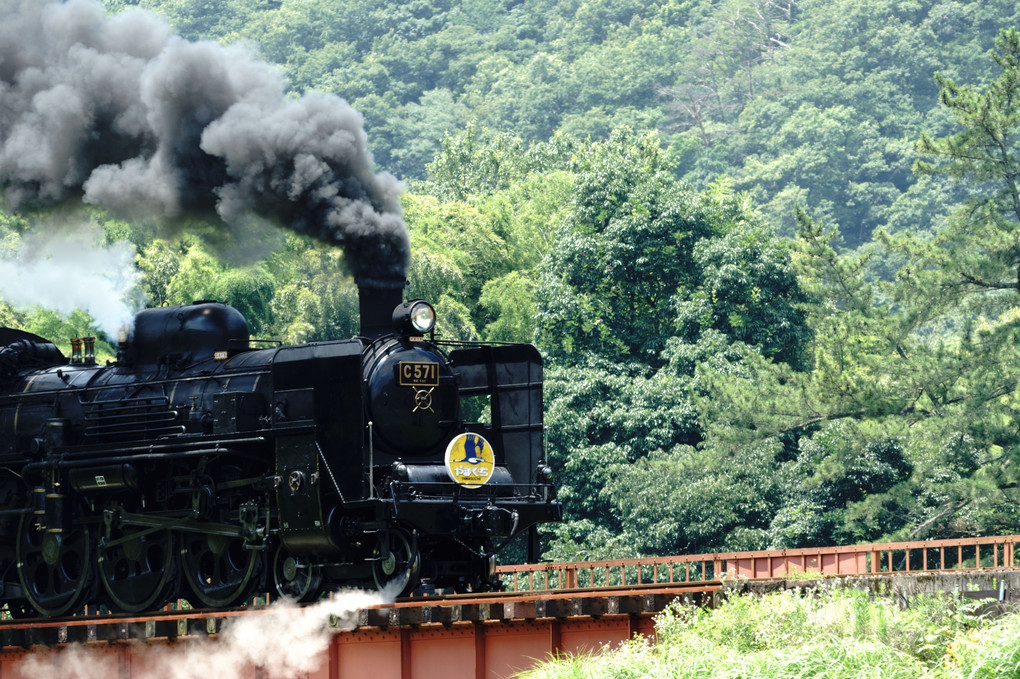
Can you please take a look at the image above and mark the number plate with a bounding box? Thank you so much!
[398,361,439,387]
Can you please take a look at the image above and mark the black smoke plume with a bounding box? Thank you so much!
[0,0,409,280]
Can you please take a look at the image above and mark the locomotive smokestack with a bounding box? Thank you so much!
[357,277,406,339]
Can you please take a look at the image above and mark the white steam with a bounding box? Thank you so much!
[0,226,141,337]
[17,588,392,679]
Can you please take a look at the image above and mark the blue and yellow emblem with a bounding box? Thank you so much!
[444,433,496,488]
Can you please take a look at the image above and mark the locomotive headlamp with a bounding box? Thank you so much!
[393,300,436,336]
[536,464,553,483]
[410,302,435,334]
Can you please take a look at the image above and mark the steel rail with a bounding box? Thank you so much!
[0,580,721,630]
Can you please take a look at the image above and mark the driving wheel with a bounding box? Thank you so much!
[272,544,322,602]
[181,533,259,608]
[16,517,92,617]
[372,529,420,596]
[98,526,176,613]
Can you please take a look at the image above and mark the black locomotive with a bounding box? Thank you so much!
[0,279,560,617]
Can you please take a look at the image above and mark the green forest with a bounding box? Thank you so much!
[3,0,1020,563]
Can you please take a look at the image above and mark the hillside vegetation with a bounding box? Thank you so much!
[522,587,1020,679]
[2,0,1020,562]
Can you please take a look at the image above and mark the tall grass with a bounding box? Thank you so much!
[519,584,1020,678]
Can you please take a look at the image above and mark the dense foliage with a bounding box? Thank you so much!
[104,0,1020,251]
[2,0,1020,563]
[522,587,1015,679]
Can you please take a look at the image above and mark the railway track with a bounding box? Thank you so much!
[0,579,722,645]
[0,532,1016,643]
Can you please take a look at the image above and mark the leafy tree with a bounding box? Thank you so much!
[478,271,538,342]
[697,211,905,449]
[359,88,470,180]
[533,129,811,556]
[0,300,19,328]
[211,266,276,335]
[404,195,507,304]
[162,238,224,305]
[700,33,1020,544]
[404,250,466,305]
[407,127,575,340]
[537,129,719,364]
[612,441,784,555]
[137,239,183,307]
[767,422,911,548]
[267,238,359,343]
[541,359,701,556]
[676,216,810,369]
[404,250,479,341]
[15,309,117,362]
[422,123,574,201]
[537,129,809,368]
[903,28,1020,304]
[671,0,1020,249]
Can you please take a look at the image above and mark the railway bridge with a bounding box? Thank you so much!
[1,534,1018,679]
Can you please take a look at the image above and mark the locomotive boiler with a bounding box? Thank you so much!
[0,279,560,617]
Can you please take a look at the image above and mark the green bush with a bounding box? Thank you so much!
[519,586,1006,679]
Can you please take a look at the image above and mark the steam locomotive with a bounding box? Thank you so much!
[0,280,560,617]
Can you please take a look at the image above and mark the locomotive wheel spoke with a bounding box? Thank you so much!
[372,529,420,596]
[16,516,92,617]
[98,527,176,613]
[181,533,259,608]
[272,544,322,603]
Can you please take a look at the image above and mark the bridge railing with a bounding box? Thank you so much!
[495,534,1020,593]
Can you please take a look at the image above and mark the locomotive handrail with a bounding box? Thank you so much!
[435,339,539,348]
[22,439,267,473]
[230,338,282,348]
[0,369,272,399]
[471,422,544,432]
[459,381,543,393]
[0,507,35,517]
[495,534,1020,592]
[50,435,267,458]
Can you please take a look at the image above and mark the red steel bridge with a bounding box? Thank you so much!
[0,534,1018,679]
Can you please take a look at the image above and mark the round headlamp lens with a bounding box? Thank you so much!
[410,302,436,334]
